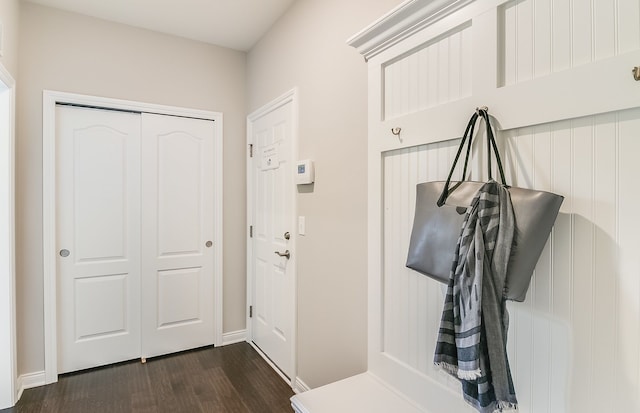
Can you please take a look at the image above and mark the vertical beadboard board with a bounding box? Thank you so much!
[499,0,640,86]
[382,108,640,412]
[383,22,473,120]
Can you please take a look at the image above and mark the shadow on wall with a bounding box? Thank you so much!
[505,211,639,412]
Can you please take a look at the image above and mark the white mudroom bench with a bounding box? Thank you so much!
[290,373,425,413]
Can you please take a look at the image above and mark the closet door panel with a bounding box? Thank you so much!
[56,106,141,374]
[140,113,215,358]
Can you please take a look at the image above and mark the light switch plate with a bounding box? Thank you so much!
[298,216,305,236]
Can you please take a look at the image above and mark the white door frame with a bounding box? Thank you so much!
[42,90,224,384]
[0,63,17,409]
[246,88,298,385]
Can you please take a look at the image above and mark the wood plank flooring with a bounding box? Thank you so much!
[2,343,295,413]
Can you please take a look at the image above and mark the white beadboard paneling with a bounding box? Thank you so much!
[533,0,552,78]
[552,0,571,73]
[438,39,450,105]
[616,109,640,410]
[591,112,617,413]
[571,0,593,67]
[500,0,640,86]
[383,23,472,120]
[593,0,616,61]
[516,0,534,82]
[617,0,640,54]
[568,116,595,412]
[381,109,640,411]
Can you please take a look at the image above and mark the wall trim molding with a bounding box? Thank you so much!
[0,62,16,410]
[346,0,474,61]
[221,330,247,346]
[16,371,46,400]
[42,90,224,385]
[292,377,311,394]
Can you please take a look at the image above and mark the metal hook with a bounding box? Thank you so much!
[633,67,640,81]
[475,106,488,115]
[391,127,401,136]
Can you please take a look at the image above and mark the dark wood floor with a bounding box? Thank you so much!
[1,343,295,413]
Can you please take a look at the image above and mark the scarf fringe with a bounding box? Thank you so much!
[494,400,518,412]
[434,362,482,380]
[457,368,482,380]
[434,361,458,376]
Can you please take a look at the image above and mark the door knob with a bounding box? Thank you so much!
[284,232,290,240]
[59,249,70,257]
[274,250,290,259]
[205,241,213,248]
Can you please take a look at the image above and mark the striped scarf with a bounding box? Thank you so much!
[433,180,518,413]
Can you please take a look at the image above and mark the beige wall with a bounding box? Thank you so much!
[0,0,20,77]
[16,3,247,375]
[247,0,402,388]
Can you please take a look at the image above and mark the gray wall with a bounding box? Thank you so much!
[0,0,20,77]
[16,3,247,375]
[247,0,402,388]
[12,0,407,389]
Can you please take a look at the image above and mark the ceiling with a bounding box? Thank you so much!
[22,0,297,51]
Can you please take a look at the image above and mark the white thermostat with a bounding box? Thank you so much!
[296,159,315,185]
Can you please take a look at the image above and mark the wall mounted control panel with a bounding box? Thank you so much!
[296,159,314,184]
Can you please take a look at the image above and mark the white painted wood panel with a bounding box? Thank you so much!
[500,0,640,86]
[249,94,296,380]
[383,23,473,120]
[56,106,141,374]
[140,113,216,360]
[381,108,640,412]
[347,1,640,412]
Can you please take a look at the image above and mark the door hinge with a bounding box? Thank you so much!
[249,144,254,157]
[249,305,253,318]
[249,225,253,238]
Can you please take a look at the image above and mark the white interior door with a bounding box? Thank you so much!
[250,96,296,379]
[140,113,216,358]
[56,106,141,374]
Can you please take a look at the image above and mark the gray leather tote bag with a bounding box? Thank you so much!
[406,109,564,302]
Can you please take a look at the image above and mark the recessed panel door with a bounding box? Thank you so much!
[250,100,295,379]
[56,106,141,374]
[140,113,215,358]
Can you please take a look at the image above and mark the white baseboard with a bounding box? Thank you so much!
[221,329,247,346]
[17,371,46,400]
[13,331,248,402]
[293,377,311,394]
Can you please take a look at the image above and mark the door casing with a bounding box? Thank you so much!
[0,62,17,409]
[246,88,298,385]
[42,90,224,384]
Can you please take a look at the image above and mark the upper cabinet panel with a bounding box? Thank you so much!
[499,0,640,86]
[384,22,472,120]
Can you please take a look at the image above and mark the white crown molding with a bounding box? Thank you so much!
[346,0,475,61]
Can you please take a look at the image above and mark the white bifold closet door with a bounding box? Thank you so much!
[56,106,215,374]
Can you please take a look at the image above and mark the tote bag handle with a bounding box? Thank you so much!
[437,108,507,207]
